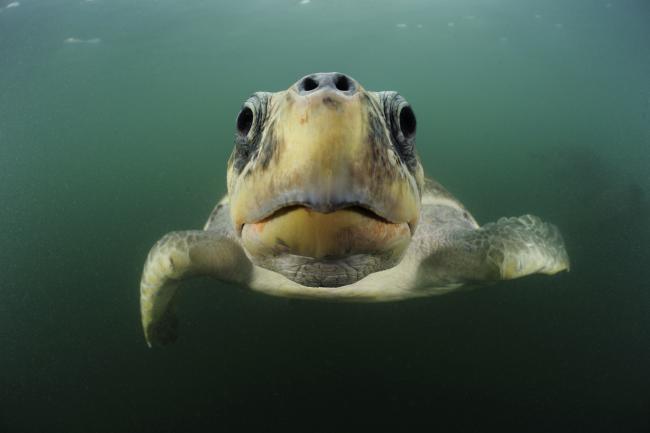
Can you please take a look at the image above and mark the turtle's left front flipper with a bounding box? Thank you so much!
[472,215,570,280]
[139,231,251,347]
[421,214,569,285]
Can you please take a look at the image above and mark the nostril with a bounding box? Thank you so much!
[300,77,319,92]
[297,73,357,95]
[334,74,351,91]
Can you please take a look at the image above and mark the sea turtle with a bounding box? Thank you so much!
[140,72,569,346]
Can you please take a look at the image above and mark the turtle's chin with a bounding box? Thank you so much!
[240,205,411,287]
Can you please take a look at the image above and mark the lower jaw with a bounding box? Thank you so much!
[241,206,411,259]
[240,206,411,287]
[249,251,403,288]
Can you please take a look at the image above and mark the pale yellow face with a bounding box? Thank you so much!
[226,73,423,285]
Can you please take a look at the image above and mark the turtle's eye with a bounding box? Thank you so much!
[390,100,417,166]
[236,107,254,136]
[232,93,270,172]
[398,105,416,139]
[236,91,270,139]
[377,91,417,168]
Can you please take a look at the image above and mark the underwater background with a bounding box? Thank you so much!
[1,0,648,431]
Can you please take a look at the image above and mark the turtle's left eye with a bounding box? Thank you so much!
[398,105,416,139]
[389,99,417,166]
[377,91,417,168]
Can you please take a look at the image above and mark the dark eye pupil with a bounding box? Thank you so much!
[399,106,416,138]
[236,107,254,135]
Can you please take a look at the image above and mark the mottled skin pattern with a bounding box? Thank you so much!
[140,73,570,347]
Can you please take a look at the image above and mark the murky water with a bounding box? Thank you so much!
[1,0,648,431]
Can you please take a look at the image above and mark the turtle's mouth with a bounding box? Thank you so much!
[266,204,389,224]
[240,202,412,261]
[237,198,417,236]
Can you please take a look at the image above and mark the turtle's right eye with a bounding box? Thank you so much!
[232,92,270,172]
[236,107,254,136]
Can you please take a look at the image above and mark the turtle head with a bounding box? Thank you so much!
[227,72,424,287]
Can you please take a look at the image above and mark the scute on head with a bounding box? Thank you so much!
[226,72,424,286]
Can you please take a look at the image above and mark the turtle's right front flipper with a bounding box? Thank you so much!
[139,231,251,347]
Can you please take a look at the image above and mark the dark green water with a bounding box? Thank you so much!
[1,0,649,431]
